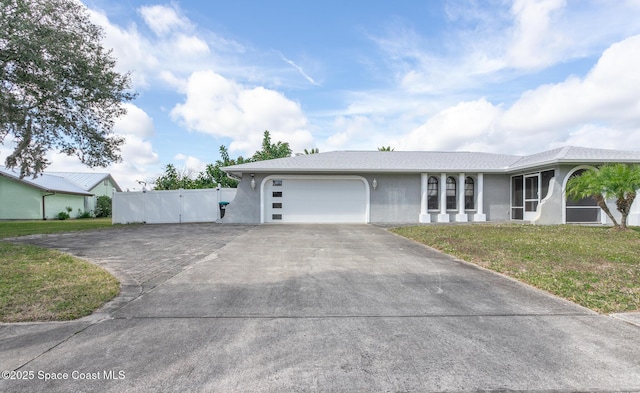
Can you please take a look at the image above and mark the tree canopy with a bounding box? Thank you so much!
[0,0,135,177]
[152,130,290,190]
[566,163,640,229]
[252,130,292,161]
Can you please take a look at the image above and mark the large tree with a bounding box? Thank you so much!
[566,164,640,229]
[252,130,291,161]
[193,145,248,189]
[152,131,289,190]
[153,164,195,190]
[0,0,135,177]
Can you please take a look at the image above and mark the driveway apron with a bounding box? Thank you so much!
[1,224,639,392]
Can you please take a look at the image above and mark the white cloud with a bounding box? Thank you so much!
[113,103,155,138]
[170,70,314,155]
[88,4,238,92]
[138,4,191,37]
[506,0,568,69]
[119,134,159,167]
[174,154,206,174]
[396,34,640,154]
[397,98,503,151]
[500,34,640,133]
[88,9,158,88]
[173,34,210,56]
[377,0,640,94]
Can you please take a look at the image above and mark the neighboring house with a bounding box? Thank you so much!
[0,166,121,220]
[220,146,640,225]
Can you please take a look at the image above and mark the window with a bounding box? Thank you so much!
[272,180,283,186]
[566,169,599,223]
[272,214,282,220]
[272,191,282,198]
[465,177,475,210]
[511,175,524,220]
[427,176,439,210]
[272,203,282,209]
[541,170,555,199]
[446,177,456,210]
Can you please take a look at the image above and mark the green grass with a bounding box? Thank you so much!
[0,218,119,322]
[0,218,113,239]
[391,224,640,314]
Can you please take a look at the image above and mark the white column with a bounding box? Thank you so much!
[474,173,487,222]
[456,173,468,222]
[419,173,431,223]
[438,173,450,222]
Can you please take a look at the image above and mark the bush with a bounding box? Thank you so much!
[95,196,112,218]
[77,209,93,219]
[57,211,70,220]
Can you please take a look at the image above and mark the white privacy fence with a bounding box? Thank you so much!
[112,188,237,224]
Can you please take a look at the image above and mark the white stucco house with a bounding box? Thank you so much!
[219,146,640,225]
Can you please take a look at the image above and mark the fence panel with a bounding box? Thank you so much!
[144,190,182,224]
[181,189,219,223]
[112,192,145,223]
[112,188,237,224]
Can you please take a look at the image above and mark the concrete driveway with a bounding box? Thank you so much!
[1,224,639,392]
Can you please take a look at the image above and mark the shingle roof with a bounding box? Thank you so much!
[508,146,640,170]
[222,146,640,176]
[0,166,98,195]
[223,151,522,176]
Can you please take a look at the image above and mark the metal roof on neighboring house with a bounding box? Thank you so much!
[46,171,122,192]
[0,166,122,195]
[222,146,640,177]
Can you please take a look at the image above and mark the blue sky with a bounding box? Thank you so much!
[14,0,640,190]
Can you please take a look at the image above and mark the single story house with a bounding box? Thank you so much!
[220,146,640,225]
[0,166,121,220]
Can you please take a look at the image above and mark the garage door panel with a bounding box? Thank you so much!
[264,177,368,223]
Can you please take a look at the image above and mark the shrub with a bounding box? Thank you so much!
[57,211,70,220]
[77,209,93,219]
[95,196,112,218]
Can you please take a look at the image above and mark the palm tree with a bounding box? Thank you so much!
[304,148,319,154]
[566,168,618,227]
[566,164,640,229]
[378,146,395,151]
[598,163,640,229]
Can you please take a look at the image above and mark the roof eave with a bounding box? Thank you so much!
[224,167,513,177]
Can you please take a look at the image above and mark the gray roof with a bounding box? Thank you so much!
[0,166,113,195]
[508,146,640,170]
[46,171,122,192]
[223,146,640,176]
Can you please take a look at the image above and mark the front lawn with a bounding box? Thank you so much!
[0,218,112,238]
[391,224,640,314]
[0,218,119,322]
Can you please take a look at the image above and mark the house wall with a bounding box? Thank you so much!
[532,167,563,225]
[44,194,86,220]
[220,172,515,224]
[368,174,420,223]
[218,173,262,223]
[0,176,86,220]
[483,174,510,222]
[88,178,118,213]
[0,176,42,219]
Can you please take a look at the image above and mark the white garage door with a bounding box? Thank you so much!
[263,176,369,223]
